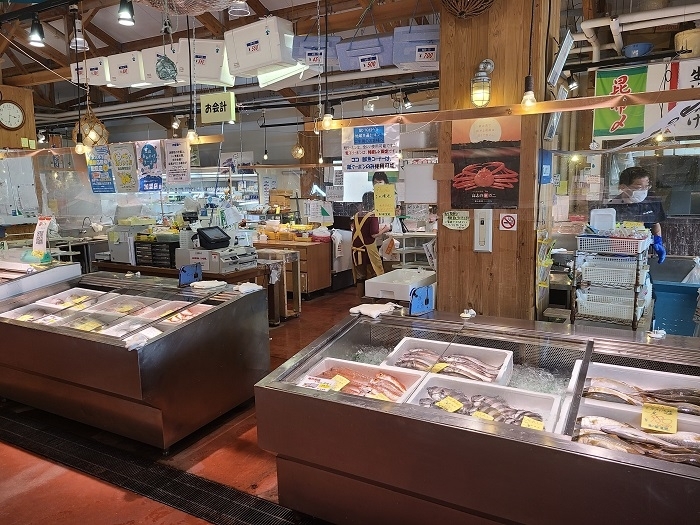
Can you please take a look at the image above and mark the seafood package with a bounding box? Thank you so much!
[384,338,513,385]
[56,313,121,332]
[0,304,61,322]
[35,287,109,309]
[134,301,211,325]
[300,358,423,403]
[407,374,561,432]
[572,401,700,468]
[85,295,160,315]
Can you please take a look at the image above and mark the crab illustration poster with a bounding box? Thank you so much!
[86,145,116,194]
[451,117,521,210]
[109,143,138,193]
[135,140,163,192]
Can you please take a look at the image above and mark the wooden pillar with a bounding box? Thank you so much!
[299,129,321,198]
[0,85,36,149]
[436,0,556,319]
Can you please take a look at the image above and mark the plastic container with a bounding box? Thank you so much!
[176,39,234,87]
[589,208,616,231]
[581,262,649,287]
[108,51,148,88]
[392,24,440,72]
[292,34,341,67]
[72,57,110,86]
[364,268,436,301]
[577,300,644,322]
[406,374,562,433]
[36,287,109,309]
[224,17,297,77]
[336,33,394,72]
[85,295,160,315]
[577,235,651,255]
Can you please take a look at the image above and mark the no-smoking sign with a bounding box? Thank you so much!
[499,213,517,231]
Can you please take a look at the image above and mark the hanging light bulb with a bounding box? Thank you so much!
[567,74,579,91]
[318,154,324,164]
[322,104,333,130]
[263,150,269,160]
[28,14,45,48]
[655,132,665,143]
[313,118,320,135]
[291,143,305,159]
[403,94,413,109]
[117,0,135,26]
[171,115,181,129]
[186,119,198,142]
[521,75,536,108]
[75,132,85,154]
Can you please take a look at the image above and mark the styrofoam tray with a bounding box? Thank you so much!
[303,357,423,403]
[0,304,62,322]
[406,373,561,433]
[567,359,700,394]
[156,304,212,326]
[57,313,122,333]
[36,288,113,309]
[132,300,189,321]
[99,316,150,338]
[85,294,161,315]
[383,337,513,385]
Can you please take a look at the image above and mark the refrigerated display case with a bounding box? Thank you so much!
[0,271,269,450]
[255,313,700,525]
[0,248,81,300]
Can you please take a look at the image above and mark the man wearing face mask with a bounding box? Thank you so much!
[606,166,666,263]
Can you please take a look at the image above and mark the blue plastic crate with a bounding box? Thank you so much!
[336,33,394,72]
[292,35,341,67]
[392,24,440,71]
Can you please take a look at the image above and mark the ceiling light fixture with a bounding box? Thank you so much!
[364,96,378,112]
[28,13,45,48]
[171,115,181,129]
[118,0,135,26]
[470,58,494,108]
[403,94,413,109]
[185,16,197,143]
[321,105,333,130]
[567,73,579,91]
[291,114,305,159]
[69,5,89,52]
[262,110,268,160]
[521,0,536,109]
[228,1,251,19]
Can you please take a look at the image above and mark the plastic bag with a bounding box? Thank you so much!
[380,237,400,261]
[682,257,700,284]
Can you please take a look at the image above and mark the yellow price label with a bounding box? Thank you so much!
[71,303,89,311]
[317,381,334,391]
[622,221,645,229]
[430,362,449,373]
[641,403,678,434]
[116,305,133,313]
[521,416,545,431]
[75,319,103,332]
[472,411,494,421]
[435,396,464,413]
[18,314,34,322]
[330,375,350,392]
[366,392,391,401]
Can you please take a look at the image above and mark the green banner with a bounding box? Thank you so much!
[593,66,647,137]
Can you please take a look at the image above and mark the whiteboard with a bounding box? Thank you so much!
[403,163,437,204]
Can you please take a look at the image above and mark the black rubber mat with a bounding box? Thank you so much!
[0,408,327,525]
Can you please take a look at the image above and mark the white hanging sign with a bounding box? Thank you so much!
[359,54,380,71]
[164,139,191,184]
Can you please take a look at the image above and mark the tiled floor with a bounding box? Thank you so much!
[0,286,361,525]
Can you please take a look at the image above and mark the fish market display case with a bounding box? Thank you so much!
[0,248,82,300]
[255,313,700,525]
[0,271,269,450]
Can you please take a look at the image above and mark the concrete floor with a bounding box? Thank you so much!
[0,286,361,525]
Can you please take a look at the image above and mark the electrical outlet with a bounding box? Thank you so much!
[473,209,493,252]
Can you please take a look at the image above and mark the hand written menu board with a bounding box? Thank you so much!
[374,183,396,217]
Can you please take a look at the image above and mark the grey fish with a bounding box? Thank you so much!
[643,392,700,407]
[395,358,432,371]
[576,433,645,455]
[442,354,500,373]
[578,415,630,431]
[587,377,641,395]
[645,387,700,402]
[637,398,700,416]
[441,364,495,382]
[601,425,684,449]
[583,386,643,406]
[418,398,435,407]
[644,449,700,467]
[654,431,700,452]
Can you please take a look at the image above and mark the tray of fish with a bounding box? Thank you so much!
[83,294,161,315]
[384,337,513,385]
[570,399,700,469]
[0,304,62,322]
[35,287,112,309]
[301,357,423,403]
[406,374,561,432]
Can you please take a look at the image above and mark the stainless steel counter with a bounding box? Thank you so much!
[255,313,700,525]
[0,273,270,449]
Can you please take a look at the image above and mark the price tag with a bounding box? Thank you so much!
[330,375,350,391]
[117,305,134,313]
[641,403,678,434]
[435,396,463,413]
[622,221,645,229]
[18,314,34,322]
[76,319,103,331]
[366,392,391,401]
[472,411,494,421]
[359,54,380,72]
[430,362,449,373]
[298,375,334,391]
[416,45,437,62]
[305,50,324,65]
[246,39,260,54]
[521,416,545,431]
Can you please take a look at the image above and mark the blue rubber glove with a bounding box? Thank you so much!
[653,235,666,264]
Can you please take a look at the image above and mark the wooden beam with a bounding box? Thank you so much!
[278,88,311,118]
[246,0,270,16]
[35,0,120,24]
[3,67,71,86]
[5,48,27,74]
[583,0,596,19]
[81,9,98,28]
[84,20,122,54]
[143,113,173,130]
[195,13,224,38]
[123,27,215,53]
[130,86,167,101]
[32,89,54,108]
[0,20,20,56]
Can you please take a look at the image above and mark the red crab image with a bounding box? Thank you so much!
[452,161,519,190]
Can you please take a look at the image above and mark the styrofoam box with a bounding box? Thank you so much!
[554,396,700,435]
[364,268,436,301]
[141,44,182,85]
[72,57,110,86]
[567,359,700,395]
[176,39,234,87]
[384,337,513,385]
[406,374,562,433]
[392,24,440,72]
[36,288,112,309]
[224,17,297,77]
[303,357,423,403]
[108,51,148,87]
[336,33,394,72]
[292,34,341,67]
[84,294,161,315]
[0,304,62,322]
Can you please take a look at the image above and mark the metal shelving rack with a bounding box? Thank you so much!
[392,232,436,269]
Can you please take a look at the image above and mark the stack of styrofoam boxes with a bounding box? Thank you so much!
[141,44,183,86]
[224,17,298,78]
[291,34,342,67]
[555,360,700,435]
[392,24,440,72]
[176,39,234,87]
[108,51,148,88]
[336,33,394,72]
[72,57,110,86]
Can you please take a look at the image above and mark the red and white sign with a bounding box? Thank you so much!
[499,213,517,231]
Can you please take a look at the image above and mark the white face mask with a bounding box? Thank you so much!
[627,189,648,203]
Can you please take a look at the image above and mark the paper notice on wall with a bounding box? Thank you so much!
[164,139,191,184]
[374,183,395,217]
[333,169,344,185]
[109,143,138,193]
[326,186,344,201]
[86,145,116,193]
[135,140,163,192]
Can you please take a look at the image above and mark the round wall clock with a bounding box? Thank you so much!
[0,100,26,131]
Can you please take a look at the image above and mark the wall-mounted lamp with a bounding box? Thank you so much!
[37,130,46,143]
[29,14,45,48]
[403,94,413,109]
[470,58,494,108]
[521,75,536,108]
[118,0,135,26]
[171,115,181,129]
[566,73,578,91]
[364,96,379,112]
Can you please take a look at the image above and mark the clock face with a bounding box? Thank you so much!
[0,101,25,131]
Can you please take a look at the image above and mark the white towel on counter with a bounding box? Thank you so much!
[237,282,264,294]
[349,302,400,319]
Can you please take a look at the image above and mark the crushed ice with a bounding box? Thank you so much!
[509,364,570,396]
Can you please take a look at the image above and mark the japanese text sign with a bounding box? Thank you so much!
[200,91,236,124]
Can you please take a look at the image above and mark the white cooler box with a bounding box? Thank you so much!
[292,34,341,67]
[365,268,436,301]
[176,39,234,87]
[336,33,394,72]
[141,44,181,86]
[109,51,148,88]
[224,16,297,77]
[72,57,110,86]
[392,24,440,72]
